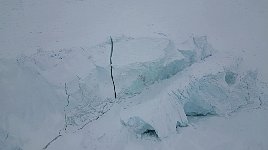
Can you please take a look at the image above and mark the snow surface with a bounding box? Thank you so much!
[1,0,268,150]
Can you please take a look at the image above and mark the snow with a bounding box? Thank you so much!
[120,94,187,138]
[113,38,168,67]
[0,58,64,150]
[1,0,268,150]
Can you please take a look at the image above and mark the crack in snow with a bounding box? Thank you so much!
[110,36,117,99]
[42,83,71,150]
[64,82,70,131]
[42,135,62,150]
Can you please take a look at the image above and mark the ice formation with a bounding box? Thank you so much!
[13,36,265,139]
[16,36,210,130]
[120,93,187,138]
[120,37,264,138]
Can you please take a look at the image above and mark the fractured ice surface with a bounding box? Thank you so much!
[114,36,213,98]
[66,36,216,129]
[121,54,262,138]
[120,38,264,138]
[15,36,266,137]
[17,36,211,130]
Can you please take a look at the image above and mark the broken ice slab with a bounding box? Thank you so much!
[16,36,215,130]
[120,52,263,138]
[113,36,214,98]
[120,93,188,139]
[161,52,262,117]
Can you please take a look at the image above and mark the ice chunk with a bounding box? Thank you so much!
[192,36,214,60]
[165,54,262,116]
[121,53,263,138]
[113,36,215,98]
[118,36,266,139]
[120,93,187,138]
[112,37,187,97]
[178,36,214,62]
[121,117,155,135]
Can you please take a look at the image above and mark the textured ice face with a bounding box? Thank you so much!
[120,59,262,139]
[181,70,259,116]
[114,36,213,98]
[119,37,265,139]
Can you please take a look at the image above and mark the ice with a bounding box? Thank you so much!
[192,36,214,61]
[112,38,168,67]
[65,36,217,129]
[12,35,266,141]
[1,0,268,149]
[167,54,262,117]
[120,52,263,138]
[120,93,187,138]
[121,117,155,135]
[113,36,214,98]
[225,71,238,85]
[17,48,95,87]
[16,36,212,130]
[63,66,114,130]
